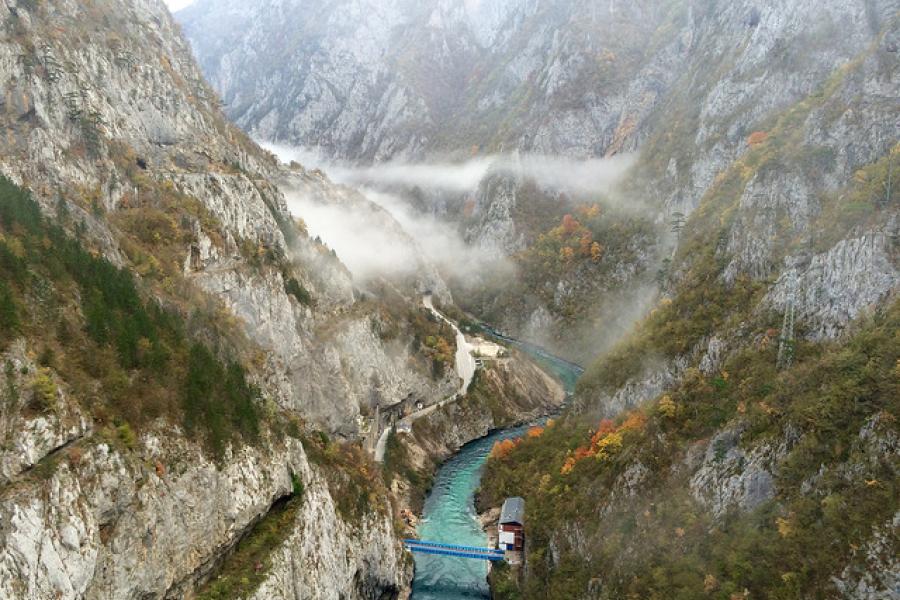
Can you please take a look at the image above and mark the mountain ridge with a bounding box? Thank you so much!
[180,0,899,597]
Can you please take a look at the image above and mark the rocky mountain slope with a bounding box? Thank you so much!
[476,0,900,597]
[0,0,481,597]
[178,0,673,162]
[182,0,899,596]
[2,0,897,598]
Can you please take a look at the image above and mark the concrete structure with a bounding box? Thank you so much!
[471,337,505,358]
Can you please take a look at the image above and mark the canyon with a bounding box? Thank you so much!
[0,0,896,598]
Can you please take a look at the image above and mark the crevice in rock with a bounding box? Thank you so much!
[3,432,89,488]
[165,481,300,600]
[353,566,401,600]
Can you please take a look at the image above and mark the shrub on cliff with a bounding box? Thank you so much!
[0,176,262,458]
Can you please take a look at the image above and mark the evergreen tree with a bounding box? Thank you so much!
[225,361,259,439]
[84,290,110,344]
[0,282,18,337]
[115,318,140,369]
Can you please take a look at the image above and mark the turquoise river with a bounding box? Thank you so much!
[410,339,583,599]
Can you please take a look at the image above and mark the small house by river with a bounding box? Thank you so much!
[498,497,525,552]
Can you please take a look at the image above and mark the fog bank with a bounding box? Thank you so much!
[282,191,421,280]
[262,142,635,196]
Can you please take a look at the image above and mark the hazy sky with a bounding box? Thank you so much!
[164,0,194,11]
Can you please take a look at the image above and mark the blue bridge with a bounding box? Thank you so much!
[403,539,506,561]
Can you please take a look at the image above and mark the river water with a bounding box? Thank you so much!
[410,338,583,599]
[410,425,529,599]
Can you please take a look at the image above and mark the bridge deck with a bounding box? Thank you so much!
[403,539,505,561]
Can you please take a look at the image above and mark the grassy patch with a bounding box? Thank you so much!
[195,496,303,600]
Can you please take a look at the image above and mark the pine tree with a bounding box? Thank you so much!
[0,282,18,337]
[115,319,140,369]
[84,290,110,344]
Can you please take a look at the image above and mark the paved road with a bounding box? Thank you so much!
[374,296,476,463]
[423,295,476,397]
[374,426,391,462]
[375,386,462,463]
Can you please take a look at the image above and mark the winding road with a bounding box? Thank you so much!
[423,294,476,396]
[374,295,477,462]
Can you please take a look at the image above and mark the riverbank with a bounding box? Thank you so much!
[383,352,565,519]
[408,424,536,599]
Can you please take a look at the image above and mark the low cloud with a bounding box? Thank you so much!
[360,187,513,281]
[266,142,636,287]
[281,190,420,281]
[514,154,636,196]
[281,181,513,287]
[261,142,636,197]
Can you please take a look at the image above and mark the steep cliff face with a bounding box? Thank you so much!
[190,0,890,171]
[0,409,403,600]
[578,0,899,413]
[178,0,674,161]
[1,0,452,435]
[0,0,463,597]
[469,1,899,598]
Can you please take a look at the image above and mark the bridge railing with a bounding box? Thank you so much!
[403,539,505,561]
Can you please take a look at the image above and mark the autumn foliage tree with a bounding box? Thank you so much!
[561,411,647,474]
[491,438,522,459]
[658,394,678,418]
[578,203,601,219]
[561,213,579,234]
[529,213,597,271]
[747,131,769,146]
[579,232,593,256]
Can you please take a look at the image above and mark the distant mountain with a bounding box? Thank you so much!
[178,0,670,161]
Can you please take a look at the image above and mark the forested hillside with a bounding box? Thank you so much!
[476,1,899,596]
[1,0,896,597]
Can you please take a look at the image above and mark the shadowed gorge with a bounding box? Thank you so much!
[0,0,896,598]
